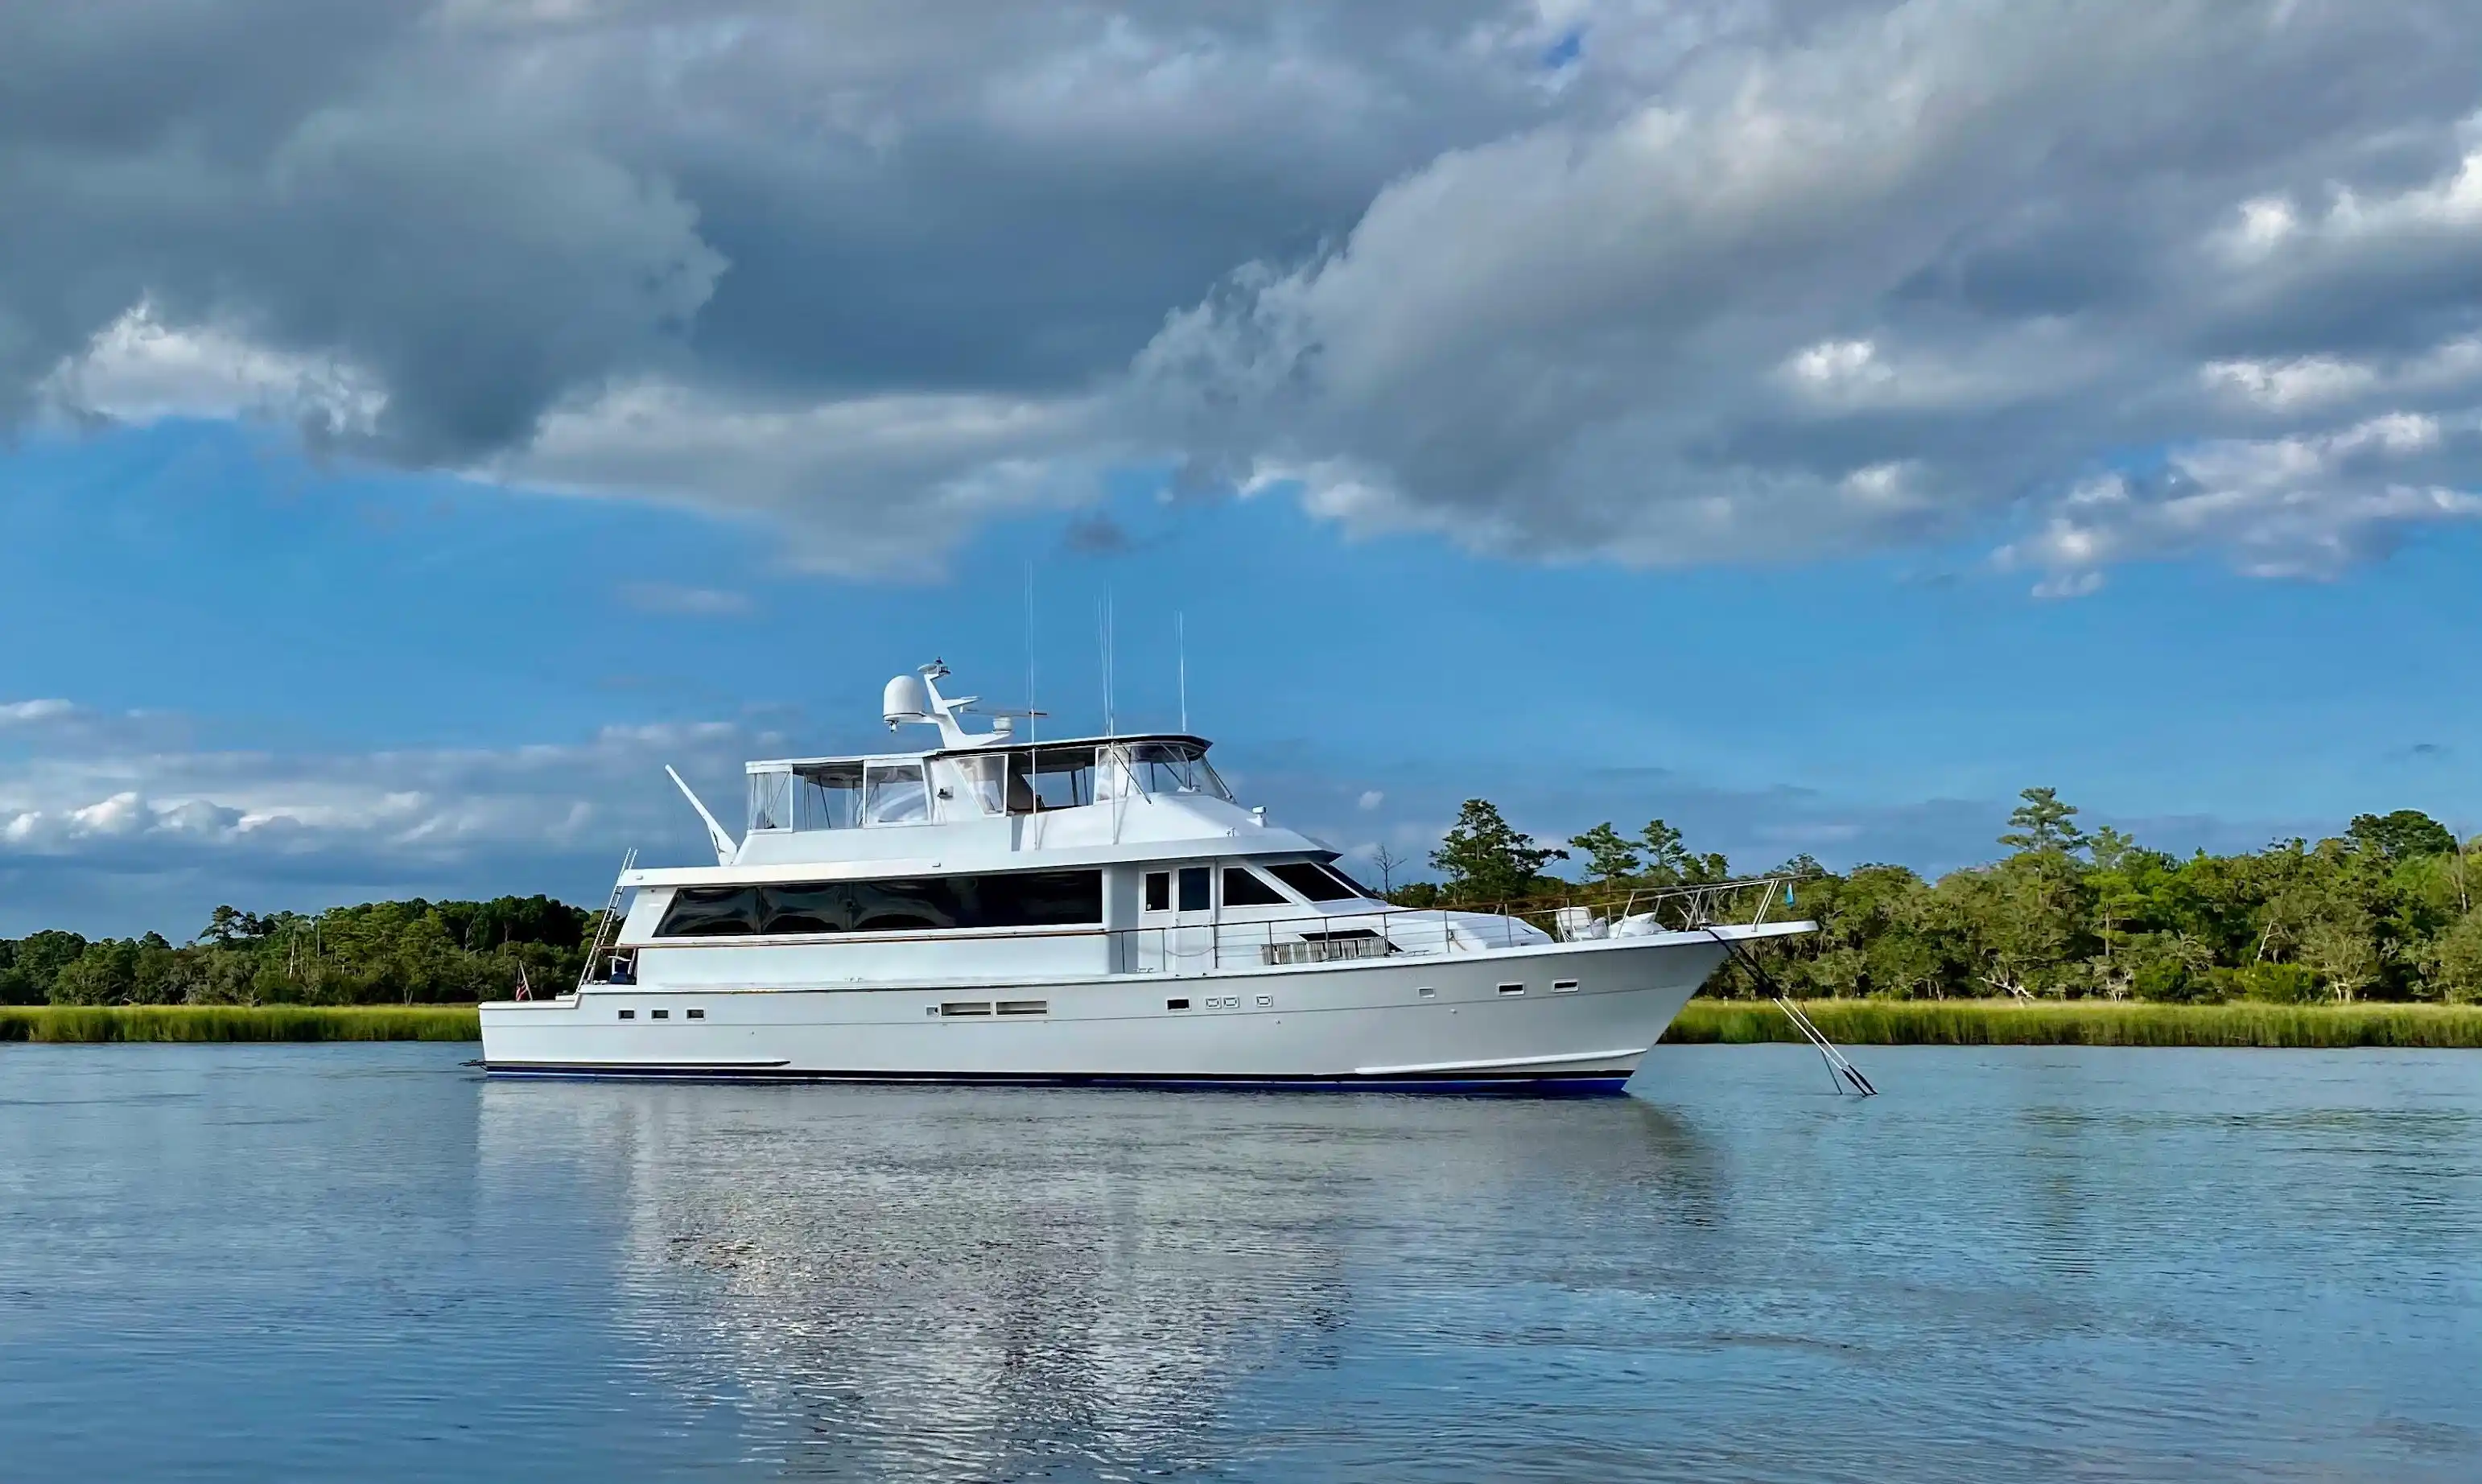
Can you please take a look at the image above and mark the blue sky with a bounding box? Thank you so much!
[6,2,2482,935]
[6,414,2476,937]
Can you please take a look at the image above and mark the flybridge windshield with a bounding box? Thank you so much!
[748,738,1235,831]
[1116,742,1233,801]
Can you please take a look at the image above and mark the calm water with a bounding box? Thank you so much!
[2,1044,2477,1482]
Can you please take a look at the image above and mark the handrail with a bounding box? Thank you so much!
[1107,873,1813,973]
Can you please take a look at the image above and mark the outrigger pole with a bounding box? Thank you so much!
[1701,925,1878,1097]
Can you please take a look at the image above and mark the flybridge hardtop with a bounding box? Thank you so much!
[481,661,1816,1092]
[640,661,1333,886]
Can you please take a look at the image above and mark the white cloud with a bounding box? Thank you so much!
[0,699,80,728]
[2199,356,2381,413]
[40,305,385,434]
[1998,412,2482,591]
[0,707,759,879]
[1356,789,1384,810]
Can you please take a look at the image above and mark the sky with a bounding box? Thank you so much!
[5,0,2482,937]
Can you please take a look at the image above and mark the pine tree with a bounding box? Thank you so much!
[1432,799,1568,901]
[1567,822,1641,884]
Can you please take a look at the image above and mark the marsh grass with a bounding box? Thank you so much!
[1669,998,2482,1049]
[0,1004,481,1043]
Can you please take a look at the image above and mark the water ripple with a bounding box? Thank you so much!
[0,1043,2476,1481]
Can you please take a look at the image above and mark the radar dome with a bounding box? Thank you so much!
[882,674,930,729]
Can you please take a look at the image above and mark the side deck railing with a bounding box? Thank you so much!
[1111,873,1808,975]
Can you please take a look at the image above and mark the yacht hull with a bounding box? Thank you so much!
[481,928,1791,1094]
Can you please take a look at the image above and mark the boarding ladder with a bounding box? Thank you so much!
[575,849,637,992]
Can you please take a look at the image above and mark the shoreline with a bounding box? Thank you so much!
[6,1000,2481,1048]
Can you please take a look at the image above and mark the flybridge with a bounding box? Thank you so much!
[736,662,1238,837]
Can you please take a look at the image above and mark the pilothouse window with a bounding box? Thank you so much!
[1268,862,1361,903]
[1222,868,1286,907]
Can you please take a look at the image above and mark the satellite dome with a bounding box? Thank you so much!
[882,674,930,729]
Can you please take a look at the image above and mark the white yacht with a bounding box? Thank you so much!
[480,664,1812,1092]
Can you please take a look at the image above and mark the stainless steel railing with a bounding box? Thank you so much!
[1108,873,1804,975]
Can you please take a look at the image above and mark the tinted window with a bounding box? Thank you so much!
[656,872,1103,937]
[1222,868,1286,906]
[655,886,762,936]
[1268,862,1356,902]
[761,883,846,934]
[1177,867,1210,912]
[1144,872,1170,912]
[1320,864,1376,900]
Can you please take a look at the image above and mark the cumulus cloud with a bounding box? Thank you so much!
[1999,411,2482,589]
[0,697,767,931]
[12,1,2482,583]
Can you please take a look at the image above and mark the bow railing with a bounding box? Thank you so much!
[1111,873,1812,974]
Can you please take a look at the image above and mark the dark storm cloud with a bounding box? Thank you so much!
[10,1,2482,584]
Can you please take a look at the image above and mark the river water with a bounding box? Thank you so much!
[2,1043,2476,1482]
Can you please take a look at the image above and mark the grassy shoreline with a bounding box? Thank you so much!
[1668,998,2482,1049]
[0,1004,481,1043]
[6,999,2482,1048]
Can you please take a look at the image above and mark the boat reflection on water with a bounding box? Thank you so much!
[476,1081,1720,1479]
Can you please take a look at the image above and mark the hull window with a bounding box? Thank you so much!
[996,1000,1049,1016]
[1498,983,1525,996]
[656,871,1105,938]
[617,1008,636,1019]
[686,1008,707,1018]
[939,1001,993,1016]
[651,1008,670,1019]
[1552,979,1579,993]
[1166,998,1191,1011]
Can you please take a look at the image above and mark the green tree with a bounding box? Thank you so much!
[1999,787,2088,855]
[1566,822,1642,886]
[2347,810,2455,864]
[1640,818,1730,884]
[52,940,140,1005]
[1432,799,1568,902]
[2429,910,2482,1004]
[1,930,89,1004]
[197,905,275,947]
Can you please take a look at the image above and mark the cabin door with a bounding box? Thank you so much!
[1139,864,1218,975]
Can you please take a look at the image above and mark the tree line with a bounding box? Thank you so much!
[0,897,592,1007]
[1395,792,2482,1004]
[8,790,2480,1007]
